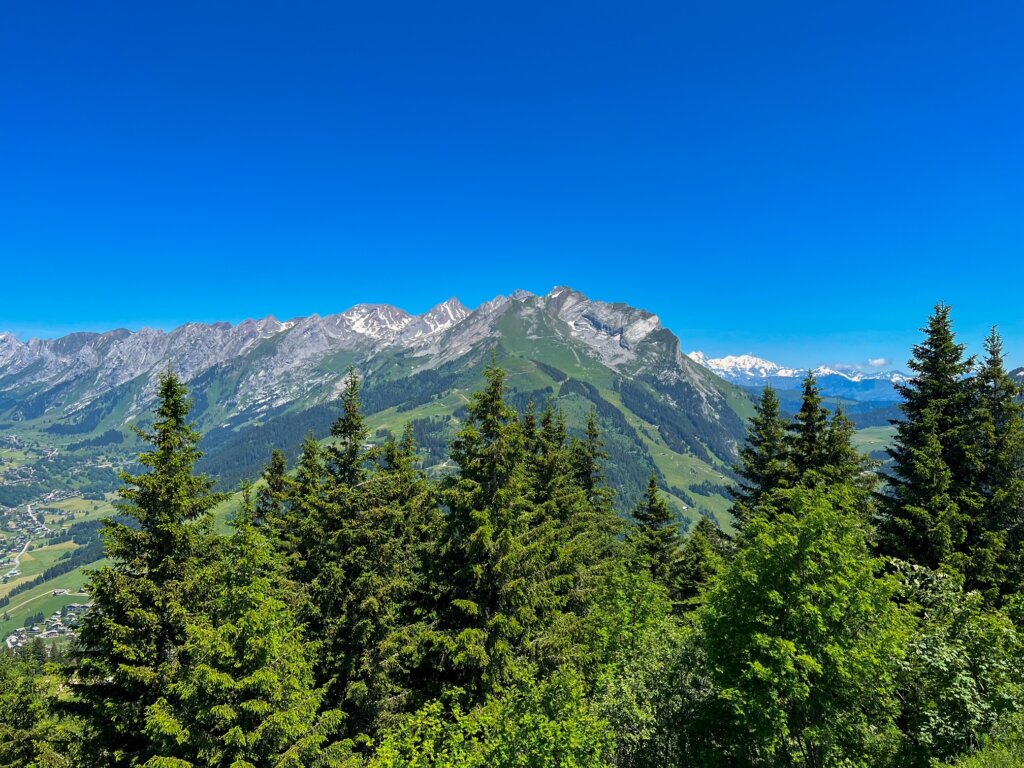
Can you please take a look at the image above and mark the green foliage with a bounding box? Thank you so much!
[72,371,225,768]
[686,486,906,767]
[892,564,1024,767]
[939,714,1024,768]
[143,518,341,768]
[368,672,615,768]
[9,307,1024,768]
[880,303,978,571]
[0,653,78,768]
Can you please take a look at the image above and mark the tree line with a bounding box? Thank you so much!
[1,304,1023,767]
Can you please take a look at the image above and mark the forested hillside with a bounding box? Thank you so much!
[2,304,1024,767]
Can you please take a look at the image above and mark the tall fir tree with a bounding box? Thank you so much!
[573,410,616,514]
[72,371,224,768]
[277,434,328,584]
[328,369,369,486]
[629,474,684,600]
[820,405,877,512]
[315,425,442,740]
[144,509,348,768]
[731,386,791,527]
[970,328,1024,598]
[254,448,291,528]
[426,363,610,704]
[675,516,730,611]
[879,304,979,570]
[788,373,831,480]
[429,363,538,701]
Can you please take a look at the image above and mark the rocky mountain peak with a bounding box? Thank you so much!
[542,287,664,367]
[400,298,471,340]
[330,304,414,340]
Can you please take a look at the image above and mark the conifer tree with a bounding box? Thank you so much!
[970,328,1024,598]
[72,371,224,768]
[573,410,616,513]
[144,512,347,768]
[429,363,581,703]
[276,434,328,583]
[879,304,978,569]
[822,406,863,482]
[675,516,729,611]
[732,386,790,526]
[630,474,683,598]
[254,448,291,528]
[788,372,831,480]
[315,425,441,739]
[328,369,369,486]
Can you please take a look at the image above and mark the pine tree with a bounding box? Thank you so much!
[72,371,224,768]
[675,516,729,611]
[788,372,831,480]
[573,410,616,513]
[254,448,291,528]
[428,363,592,703]
[879,304,978,570]
[970,328,1024,598]
[144,513,348,768]
[630,474,683,598]
[328,369,369,486]
[731,386,791,527]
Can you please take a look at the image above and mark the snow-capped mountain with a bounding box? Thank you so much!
[687,353,802,381]
[688,351,907,401]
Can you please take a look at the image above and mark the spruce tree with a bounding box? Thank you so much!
[573,410,616,513]
[879,304,977,570]
[788,372,831,480]
[144,512,347,767]
[328,369,369,486]
[971,328,1024,598]
[429,363,581,703]
[675,516,729,611]
[72,371,224,768]
[629,474,683,598]
[254,448,291,528]
[276,434,327,583]
[731,386,791,526]
[315,426,441,739]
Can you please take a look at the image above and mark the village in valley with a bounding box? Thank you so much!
[1,440,106,650]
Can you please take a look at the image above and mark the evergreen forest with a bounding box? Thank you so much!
[3,304,1024,768]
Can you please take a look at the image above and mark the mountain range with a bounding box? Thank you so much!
[0,287,754,528]
[687,352,908,402]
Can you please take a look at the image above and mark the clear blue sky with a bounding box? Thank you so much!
[2,1,1022,369]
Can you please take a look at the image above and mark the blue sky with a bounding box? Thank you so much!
[2,1,1023,369]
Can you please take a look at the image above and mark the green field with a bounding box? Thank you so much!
[0,541,78,598]
[853,425,897,454]
[0,565,98,640]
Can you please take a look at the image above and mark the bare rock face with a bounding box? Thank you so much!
[542,286,663,367]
